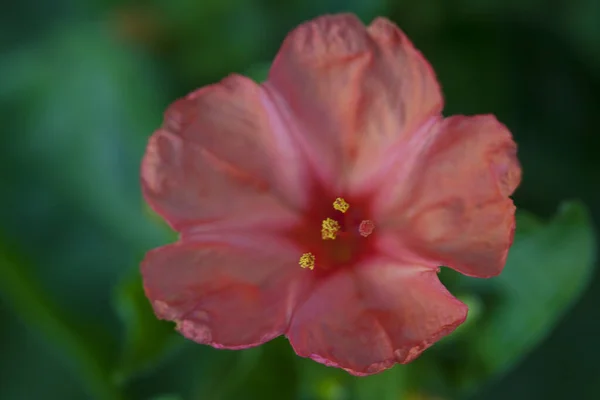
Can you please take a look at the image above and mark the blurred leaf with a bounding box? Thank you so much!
[473,201,595,378]
[297,357,351,400]
[0,23,171,253]
[414,201,596,397]
[150,395,183,400]
[296,353,407,400]
[0,21,180,400]
[0,241,124,400]
[162,341,295,400]
[205,347,264,400]
[457,0,547,16]
[219,338,298,400]
[147,342,284,400]
[352,367,407,400]
[444,293,483,340]
[144,202,178,238]
[245,62,271,83]
[264,0,387,27]
[151,0,271,83]
[564,0,600,70]
[112,271,183,383]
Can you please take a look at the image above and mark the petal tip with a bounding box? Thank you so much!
[288,343,397,376]
[286,298,467,376]
[397,296,468,364]
[271,13,369,69]
[367,16,404,43]
[176,318,213,344]
[176,316,279,350]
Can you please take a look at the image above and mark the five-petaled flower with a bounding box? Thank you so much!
[141,13,521,376]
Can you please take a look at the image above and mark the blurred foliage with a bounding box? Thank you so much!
[112,269,182,383]
[411,202,595,398]
[1,0,599,399]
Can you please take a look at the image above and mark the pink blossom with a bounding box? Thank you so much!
[141,14,521,375]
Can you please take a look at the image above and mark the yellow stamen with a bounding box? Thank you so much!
[321,218,341,240]
[333,197,350,213]
[299,252,315,270]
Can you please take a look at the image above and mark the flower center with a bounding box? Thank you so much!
[299,197,374,271]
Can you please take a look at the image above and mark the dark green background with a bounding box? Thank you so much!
[1,0,598,399]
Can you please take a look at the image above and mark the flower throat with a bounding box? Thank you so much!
[299,197,374,270]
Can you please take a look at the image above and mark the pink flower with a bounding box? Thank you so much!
[140,14,521,376]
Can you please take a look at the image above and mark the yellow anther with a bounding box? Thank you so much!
[299,252,316,270]
[333,197,350,213]
[321,218,341,240]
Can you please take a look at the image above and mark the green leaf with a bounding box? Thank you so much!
[568,0,600,67]
[221,338,299,400]
[295,352,407,400]
[1,23,171,252]
[170,338,297,400]
[1,23,186,385]
[352,367,407,400]
[417,201,596,396]
[475,201,595,375]
[245,62,270,83]
[297,356,351,400]
[155,0,271,83]
[444,293,484,340]
[0,242,124,400]
[150,395,183,400]
[112,270,184,383]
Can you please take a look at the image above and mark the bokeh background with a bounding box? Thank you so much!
[1,0,598,399]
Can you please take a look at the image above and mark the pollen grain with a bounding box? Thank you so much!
[299,252,316,270]
[321,218,341,240]
[333,197,350,213]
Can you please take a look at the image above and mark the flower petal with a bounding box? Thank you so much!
[141,74,308,232]
[142,236,312,349]
[286,261,467,375]
[377,115,521,277]
[266,14,443,190]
